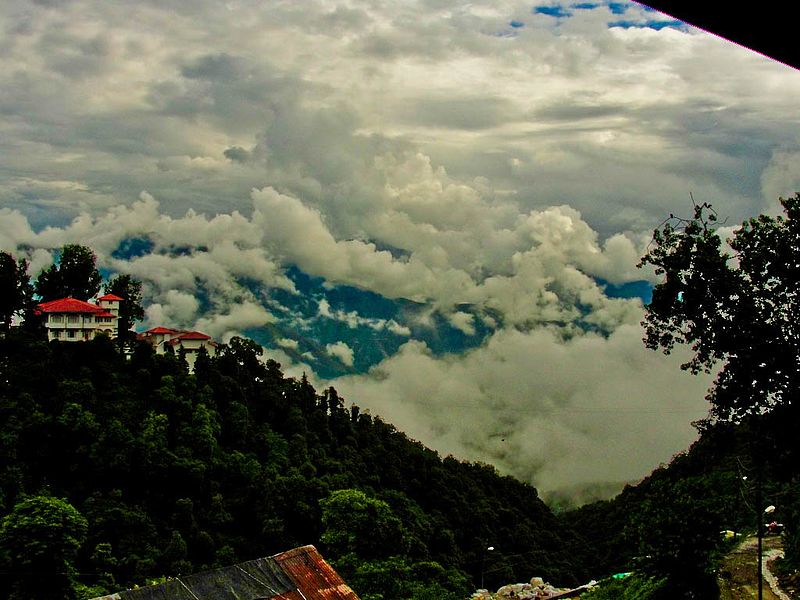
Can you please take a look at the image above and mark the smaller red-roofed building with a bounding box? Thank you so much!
[139,326,218,372]
[35,296,121,342]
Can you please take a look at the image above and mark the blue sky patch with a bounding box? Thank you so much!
[111,236,155,260]
[534,5,572,18]
[510,20,525,28]
[607,2,628,14]
[597,278,653,304]
[609,19,685,30]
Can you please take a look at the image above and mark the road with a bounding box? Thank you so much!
[718,535,792,600]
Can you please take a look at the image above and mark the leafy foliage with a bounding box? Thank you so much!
[0,495,88,600]
[0,253,33,332]
[581,574,666,600]
[626,478,721,598]
[321,489,471,599]
[633,195,800,593]
[564,410,800,596]
[321,490,406,560]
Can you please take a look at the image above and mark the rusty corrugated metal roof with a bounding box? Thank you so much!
[275,546,360,600]
[91,545,360,600]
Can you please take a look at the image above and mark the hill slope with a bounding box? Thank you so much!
[0,332,591,598]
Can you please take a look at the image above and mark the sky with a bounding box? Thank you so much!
[2,0,800,501]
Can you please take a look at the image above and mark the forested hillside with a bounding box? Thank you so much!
[560,410,800,597]
[0,330,590,599]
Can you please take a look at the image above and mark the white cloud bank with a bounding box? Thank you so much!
[332,324,715,495]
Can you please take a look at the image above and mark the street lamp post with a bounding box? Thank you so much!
[758,504,777,600]
[480,546,494,590]
[756,454,763,600]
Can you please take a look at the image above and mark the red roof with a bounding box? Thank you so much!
[90,545,358,600]
[144,326,180,335]
[98,293,124,301]
[94,311,116,318]
[36,298,105,314]
[177,331,212,340]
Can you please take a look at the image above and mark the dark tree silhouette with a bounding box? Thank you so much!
[35,245,102,302]
[104,274,145,347]
[639,194,800,423]
[0,252,33,331]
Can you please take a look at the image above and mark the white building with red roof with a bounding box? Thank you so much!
[35,294,122,342]
[138,326,218,372]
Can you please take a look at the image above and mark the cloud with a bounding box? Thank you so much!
[276,337,300,350]
[2,0,797,236]
[145,290,199,326]
[448,311,477,335]
[326,341,355,367]
[332,323,714,496]
[194,301,276,341]
[760,150,800,213]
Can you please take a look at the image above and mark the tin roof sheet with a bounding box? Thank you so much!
[91,546,359,600]
[275,546,360,600]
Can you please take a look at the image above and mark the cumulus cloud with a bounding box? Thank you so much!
[194,302,276,341]
[448,311,477,336]
[1,0,797,235]
[760,150,800,213]
[326,341,355,367]
[276,337,300,350]
[332,323,715,496]
[145,290,200,326]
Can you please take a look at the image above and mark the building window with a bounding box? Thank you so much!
[67,330,76,339]
[50,315,63,323]
[68,315,80,323]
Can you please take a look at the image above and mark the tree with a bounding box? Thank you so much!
[104,274,145,347]
[320,490,469,600]
[640,195,800,598]
[626,479,721,598]
[0,252,33,331]
[35,244,102,302]
[639,195,800,423]
[0,495,88,600]
[320,489,406,561]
